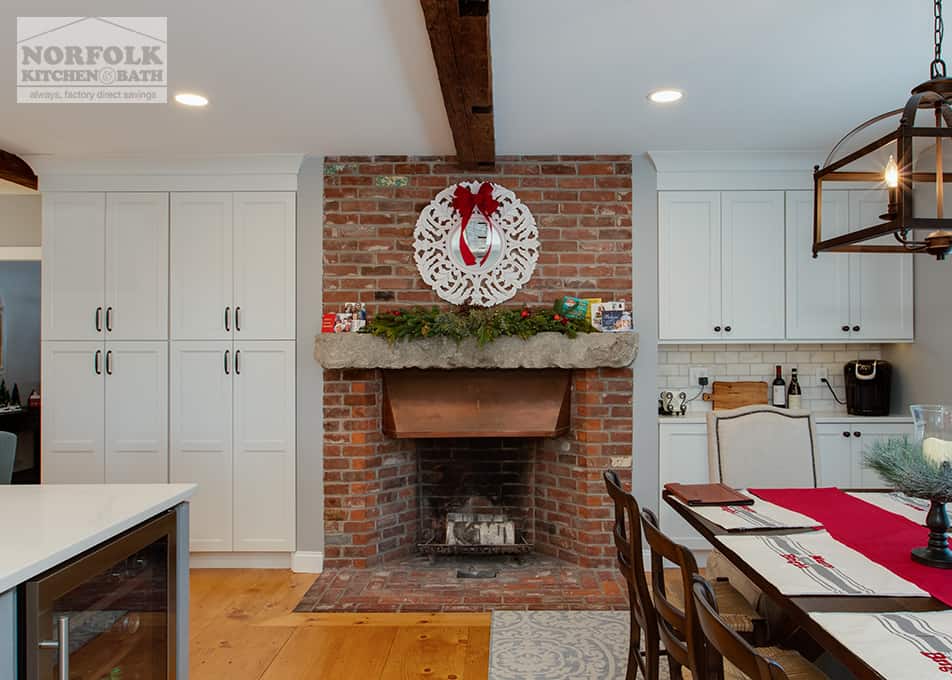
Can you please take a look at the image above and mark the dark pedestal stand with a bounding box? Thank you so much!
[911,499,952,569]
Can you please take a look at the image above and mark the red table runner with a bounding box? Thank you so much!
[748,487,952,607]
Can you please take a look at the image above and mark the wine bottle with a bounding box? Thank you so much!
[771,365,786,407]
[787,368,802,409]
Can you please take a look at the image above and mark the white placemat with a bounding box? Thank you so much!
[850,491,930,526]
[671,491,821,531]
[718,531,929,597]
[812,611,952,679]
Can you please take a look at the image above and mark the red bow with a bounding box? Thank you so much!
[452,182,499,266]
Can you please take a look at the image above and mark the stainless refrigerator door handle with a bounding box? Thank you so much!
[38,615,70,680]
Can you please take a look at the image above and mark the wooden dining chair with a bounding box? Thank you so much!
[603,470,662,680]
[641,508,767,679]
[691,575,826,680]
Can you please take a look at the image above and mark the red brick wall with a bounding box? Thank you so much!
[322,155,633,568]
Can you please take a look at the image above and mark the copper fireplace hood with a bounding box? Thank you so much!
[382,368,571,438]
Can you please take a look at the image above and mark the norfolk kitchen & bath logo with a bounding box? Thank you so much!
[17,17,167,103]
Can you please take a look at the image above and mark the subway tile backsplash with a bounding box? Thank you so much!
[658,343,884,414]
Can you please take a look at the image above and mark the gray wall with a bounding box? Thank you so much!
[884,256,949,411]
[296,157,325,553]
[0,262,41,396]
[631,154,659,512]
[0,195,41,246]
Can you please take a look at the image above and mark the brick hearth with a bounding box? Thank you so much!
[322,155,633,569]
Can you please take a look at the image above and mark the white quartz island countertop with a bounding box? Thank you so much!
[0,484,196,593]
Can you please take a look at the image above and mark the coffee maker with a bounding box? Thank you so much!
[844,360,892,416]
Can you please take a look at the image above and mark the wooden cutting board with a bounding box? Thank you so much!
[701,381,768,410]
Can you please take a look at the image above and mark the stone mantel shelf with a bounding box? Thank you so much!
[314,331,638,370]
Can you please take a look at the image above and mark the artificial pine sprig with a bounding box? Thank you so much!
[360,305,597,346]
[865,436,952,502]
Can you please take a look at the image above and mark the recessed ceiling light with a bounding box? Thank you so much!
[648,89,683,104]
[174,92,208,107]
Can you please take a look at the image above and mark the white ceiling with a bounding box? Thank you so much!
[0,0,936,157]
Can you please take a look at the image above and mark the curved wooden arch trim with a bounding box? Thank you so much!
[0,150,38,191]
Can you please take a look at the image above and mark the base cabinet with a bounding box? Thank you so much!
[815,423,909,488]
[170,340,295,552]
[658,422,710,549]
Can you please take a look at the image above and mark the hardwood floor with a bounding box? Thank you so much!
[189,569,492,680]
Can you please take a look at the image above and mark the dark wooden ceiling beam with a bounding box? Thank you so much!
[0,150,38,191]
[420,0,495,169]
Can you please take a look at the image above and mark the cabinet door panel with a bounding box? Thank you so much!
[233,193,295,340]
[170,341,233,551]
[721,191,785,340]
[170,193,233,340]
[42,341,104,483]
[853,424,913,489]
[659,192,722,340]
[658,423,709,549]
[105,193,169,340]
[233,341,295,551]
[105,341,168,483]
[815,425,854,487]
[848,190,914,341]
[42,193,105,341]
[785,191,851,340]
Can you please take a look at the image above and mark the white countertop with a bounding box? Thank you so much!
[659,412,913,425]
[0,484,195,593]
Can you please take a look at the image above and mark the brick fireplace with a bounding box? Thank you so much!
[321,155,634,569]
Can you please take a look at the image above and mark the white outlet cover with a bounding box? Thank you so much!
[815,367,829,382]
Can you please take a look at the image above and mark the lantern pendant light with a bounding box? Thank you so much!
[813,0,952,260]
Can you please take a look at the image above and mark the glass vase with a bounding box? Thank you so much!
[910,404,952,568]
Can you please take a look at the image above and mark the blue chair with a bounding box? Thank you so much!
[0,431,16,484]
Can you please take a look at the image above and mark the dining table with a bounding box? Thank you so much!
[663,488,951,680]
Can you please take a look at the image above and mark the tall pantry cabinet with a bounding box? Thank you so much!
[170,192,296,552]
[42,188,296,555]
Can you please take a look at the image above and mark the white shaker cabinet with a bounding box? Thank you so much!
[170,193,234,341]
[170,340,295,552]
[658,421,710,550]
[785,191,852,341]
[43,192,168,341]
[816,422,908,489]
[171,192,295,342]
[41,342,106,483]
[42,194,106,341]
[105,193,169,340]
[659,192,722,341]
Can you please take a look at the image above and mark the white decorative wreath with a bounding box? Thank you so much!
[413,181,539,306]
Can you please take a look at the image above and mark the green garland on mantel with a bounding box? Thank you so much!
[360,306,597,346]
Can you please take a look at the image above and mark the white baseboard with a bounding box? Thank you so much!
[291,550,324,574]
[190,552,292,569]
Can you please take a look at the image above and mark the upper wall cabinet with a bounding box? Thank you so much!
[171,192,295,341]
[786,190,913,342]
[659,191,785,342]
[43,192,168,341]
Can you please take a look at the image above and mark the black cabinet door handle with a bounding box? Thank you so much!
[842,431,851,438]
[96,307,103,333]
[105,307,113,332]
[235,350,241,375]
[94,350,102,375]
[224,350,230,375]
[724,326,732,333]
[105,350,113,375]
[225,307,231,332]
[853,431,862,438]
[235,306,241,332]
[714,326,722,332]
[852,325,861,332]
[841,325,850,332]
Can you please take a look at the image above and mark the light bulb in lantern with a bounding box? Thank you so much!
[885,155,899,189]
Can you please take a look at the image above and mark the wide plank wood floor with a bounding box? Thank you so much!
[189,569,492,680]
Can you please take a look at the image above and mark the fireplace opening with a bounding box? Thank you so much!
[417,438,535,560]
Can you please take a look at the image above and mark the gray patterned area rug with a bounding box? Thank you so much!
[490,610,665,680]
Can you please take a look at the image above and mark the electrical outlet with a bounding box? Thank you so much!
[816,367,829,383]
[689,367,710,386]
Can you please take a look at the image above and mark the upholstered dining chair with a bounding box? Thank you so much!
[603,470,662,680]
[706,405,818,489]
[705,405,819,621]
[641,508,766,679]
[691,575,826,680]
[0,432,17,484]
